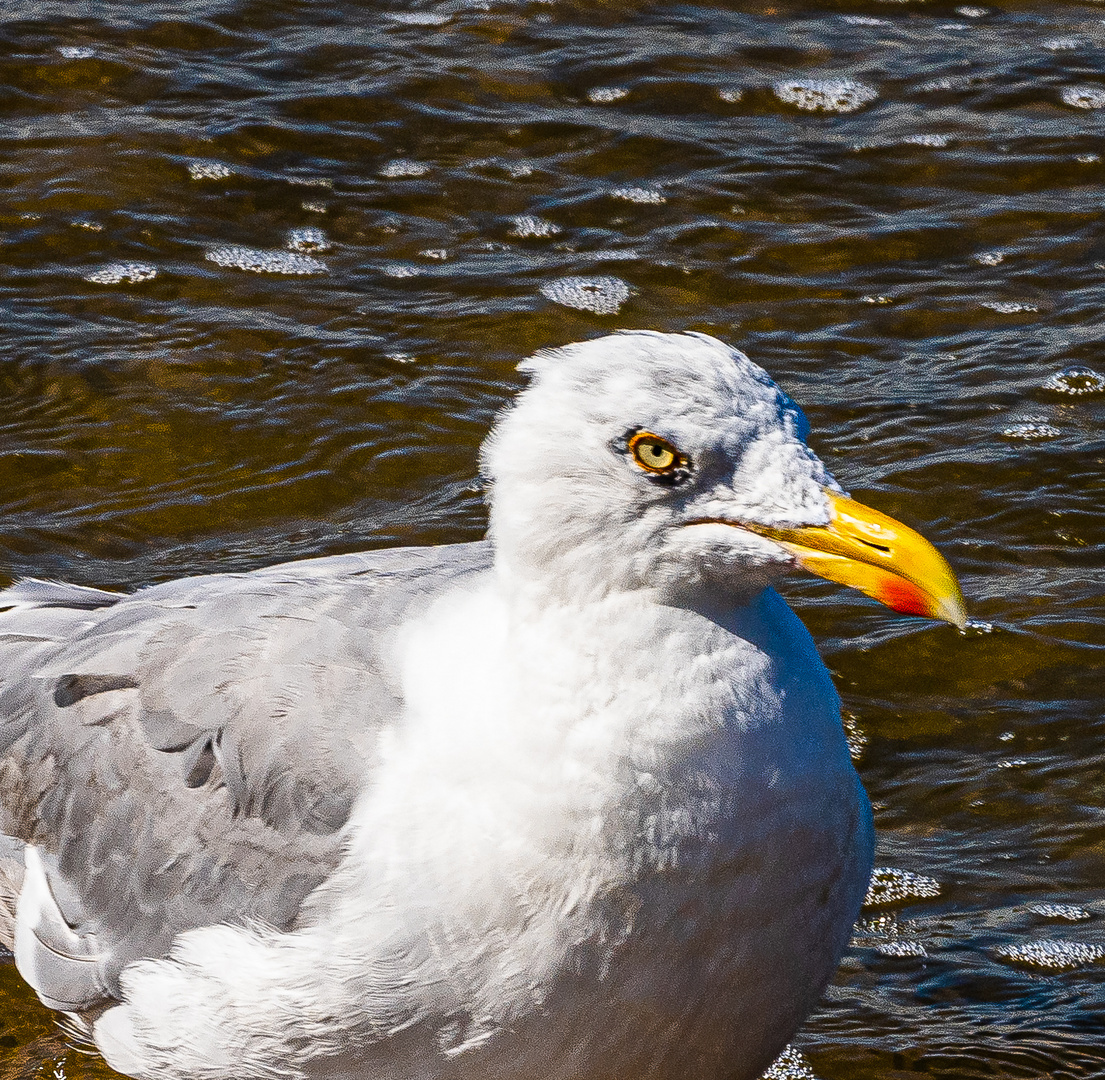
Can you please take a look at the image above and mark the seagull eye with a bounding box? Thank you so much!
[628,432,686,475]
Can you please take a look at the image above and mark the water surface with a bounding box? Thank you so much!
[2,0,1105,1077]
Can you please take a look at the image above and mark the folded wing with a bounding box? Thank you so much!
[0,543,492,1012]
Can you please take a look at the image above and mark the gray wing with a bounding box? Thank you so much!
[0,542,492,1011]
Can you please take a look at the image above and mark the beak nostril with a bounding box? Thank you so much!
[857,539,891,553]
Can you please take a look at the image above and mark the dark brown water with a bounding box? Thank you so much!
[3,0,1105,1077]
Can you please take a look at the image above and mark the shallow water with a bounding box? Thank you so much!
[2,0,1105,1077]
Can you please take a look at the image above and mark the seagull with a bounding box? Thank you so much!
[0,331,964,1080]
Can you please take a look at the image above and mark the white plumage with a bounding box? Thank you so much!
[0,332,893,1080]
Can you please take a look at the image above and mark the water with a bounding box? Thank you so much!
[2,0,1105,1077]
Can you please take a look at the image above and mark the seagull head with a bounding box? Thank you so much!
[483,331,964,626]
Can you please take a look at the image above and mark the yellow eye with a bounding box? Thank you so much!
[629,431,684,474]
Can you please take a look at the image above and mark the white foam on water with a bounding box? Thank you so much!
[509,215,561,238]
[876,940,929,958]
[864,867,942,907]
[718,88,744,102]
[993,939,1105,969]
[588,86,629,103]
[383,264,421,278]
[903,133,951,147]
[387,11,451,25]
[973,250,1005,265]
[188,161,234,180]
[83,262,158,285]
[842,15,889,24]
[1061,85,1105,108]
[419,248,448,260]
[982,300,1037,313]
[286,226,331,253]
[71,219,104,231]
[1043,366,1105,395]
[774,78,878,113]
[1027,903,1093,921]
[610,186,666,204]
[1044,37,1082,50]
[1001,421,1060,440]
[380,159,430,178]
[842,712,867,762]
[760,1045,818,1080]
[301,200,327,213]
[955,5,987,15]
[58,45,97,59]
[539,275,631,315]
[205,245,327,275]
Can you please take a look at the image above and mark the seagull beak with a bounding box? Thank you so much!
[747,490,967,628]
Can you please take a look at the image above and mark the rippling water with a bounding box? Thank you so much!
[3,0,1105,1077]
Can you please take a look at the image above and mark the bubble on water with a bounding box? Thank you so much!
[876,940,929,958]
[610,186,666,204]
[775,78,878,113]
[588,86,629,103]
[540,275,631,315]
[983,300,1037,313]
[973,250,1005,265]
[1061,85,1105,109]
[1077,153,1101,164]
[509,215,561,238]
[83,262,158,285]
[1027,902,1093,921]
[1001,421,1060,440]
[58,45,97,59]
[965,617,994,633]
[993,939,1105,969]
[861,295,892,304]
[205,245,327,275]
[718,88,745,103]
[998,731,1015,742]
[1042,366,1105,396]
[760,1045,818,1080]
[380,159,430,178]
[188,161,234,181]
[864,867,942,907]
[903,133,950,147]
[286,226,330,253]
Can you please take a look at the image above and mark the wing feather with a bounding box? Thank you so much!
[0,542,492,1009]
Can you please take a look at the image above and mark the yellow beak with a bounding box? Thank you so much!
[746,490,966,628]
